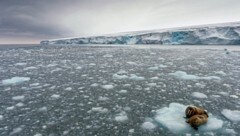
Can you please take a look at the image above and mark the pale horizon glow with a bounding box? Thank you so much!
[0,0,240,44]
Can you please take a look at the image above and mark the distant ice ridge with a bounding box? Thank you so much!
[41,22,240,45]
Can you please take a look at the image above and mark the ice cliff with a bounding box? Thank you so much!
[41,22,240,45]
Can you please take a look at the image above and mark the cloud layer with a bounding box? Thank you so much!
[0,0,240,44]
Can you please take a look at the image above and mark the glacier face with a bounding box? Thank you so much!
[41,22,240,45]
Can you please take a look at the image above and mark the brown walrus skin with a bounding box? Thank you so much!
[185,106,208,118]
[186,114,208,130]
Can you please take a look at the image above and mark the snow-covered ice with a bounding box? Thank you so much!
[221,109,240,122]
[191,92,208,99]
[1,77,30,85]
[102,84,114,90]
[154,103,223,133]
[12,95,25,101]
[115,111,128,122]
[169,71,220,81]
[141,121,156,130]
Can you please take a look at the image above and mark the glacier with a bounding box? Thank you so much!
[41,22,240,45]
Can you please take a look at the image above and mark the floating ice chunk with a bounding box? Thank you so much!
[169,71,199,80]
[91,107,108,113]
[89,63,96,66]
[169,71,220,81]
[76,66,82,69]
[102,85,114,90]
[90,83,99,87]
[119,90,128,94]
[126,62,137,65]
[98,96,109,101]
[129,129,134,133]
[16,102,24,107]
[221,109,240,122]
[1,77,30,86]
[38,106,48,112]
[51,94,60,99]
[159,64,168,68]
[147,83,157,87]
[10,127,23,135]
[24,66,37,70]
[129,74,145,81]
[15,63,27,66]
[34,133,43,136]
[65,87,72,91]
[150,77,159,80]
[214,71,226,76]
[141,121,156,130]
[51,68,62,73]
[191,92,208,99]
[6,106,15,110]
[154,103,223,133]
[103,54,113,58]
[113,73,128,80]
[115,111,128,122]
[12,95,25,101]
[148,66,158,71]
[230,95,239,98]
[223,129,237,135]
[0,115,3,120]
[30,83,40,87]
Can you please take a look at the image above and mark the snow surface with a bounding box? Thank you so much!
[221,109,240,122]
[1,77,30,85]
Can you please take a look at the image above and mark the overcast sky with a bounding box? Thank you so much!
[0,0,240,44]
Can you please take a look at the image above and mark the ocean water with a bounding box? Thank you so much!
[0,44,239,136]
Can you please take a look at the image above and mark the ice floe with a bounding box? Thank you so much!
[90,107,108,113]
[141,121,156,130]
[221,109,240,122]
[191,92,208,99]
[102,85,114,90]
[1,77,30,85]
[169,71,221,81]
[10,127,23,135]
[154,103,223,133]
[115,111,128,122]
[51,94,60,99]
[12,95,25,101]
[0,115,3,120]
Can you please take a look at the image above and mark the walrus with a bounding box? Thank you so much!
[185,106,208,118]
[186,114,208,130]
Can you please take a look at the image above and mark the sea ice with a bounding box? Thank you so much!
[221,109,240,122]
[10,127,23,135]
[1,77,30,85]
[90,107,108,113]
[51,94,60,99]
[12,95,25,101]
[169,71,220,81]
[102,85,114,90]
[129,74,145,81]
[115,111,128,122]
[154,103,223,133]
[119,90,128,94]
[191,92,208,99]
[141,121,156,130]
[0,115,3,120]
[16,102,24,107]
